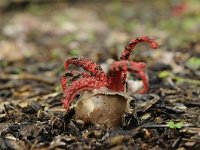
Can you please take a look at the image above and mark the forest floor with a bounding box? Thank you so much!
[0,1,200,149]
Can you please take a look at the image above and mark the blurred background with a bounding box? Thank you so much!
[0,0,199,89]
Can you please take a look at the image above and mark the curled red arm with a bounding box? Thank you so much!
[120,36,158,60]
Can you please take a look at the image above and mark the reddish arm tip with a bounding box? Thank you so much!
[150,41,158,49]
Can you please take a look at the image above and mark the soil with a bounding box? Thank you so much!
[0,1,200,150]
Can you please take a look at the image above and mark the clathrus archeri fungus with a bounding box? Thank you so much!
[61,36,158,127]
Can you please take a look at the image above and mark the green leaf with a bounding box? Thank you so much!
[167,121,184,129]
[158,71,172,78]
[167,121,176,129]
[70,48,79,56]
[186,57,200,70]
[175,122,183,129]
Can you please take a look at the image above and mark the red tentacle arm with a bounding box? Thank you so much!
[61,75,67,91]
[108,61,129,92]
[108,60,148,93]
[62,77,108,111]
[127,61,148,93]
[120,36,158,60]
[61,70,91,91]
[133,71,148,94]
[65,57,106,77]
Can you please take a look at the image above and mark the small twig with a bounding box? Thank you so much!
[3,104,10,119]
[141,123,195,128]
[154,104,185,114]
[159,71,200,85]
[171,136,182,149]
[165,106,185,114]
[173,76,200,85]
